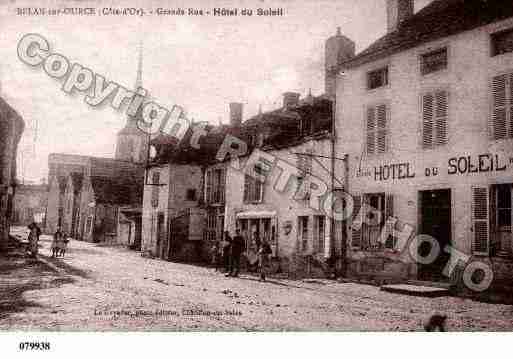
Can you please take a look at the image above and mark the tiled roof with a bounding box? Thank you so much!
[343,0,513,68]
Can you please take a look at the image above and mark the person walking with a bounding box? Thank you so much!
[51,227,63,258]
[27,222,41,258]
[222,231,232,273]
[226,228,245,277]
[258,238,272,281]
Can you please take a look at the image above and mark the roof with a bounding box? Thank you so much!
[90,176,143,206]
[148,95,333,166]
[343,0,513,68]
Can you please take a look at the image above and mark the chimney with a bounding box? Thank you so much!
[325,27,355,98]
[283,92,300,109]
[229,102,243,126]
[386,0,414,33]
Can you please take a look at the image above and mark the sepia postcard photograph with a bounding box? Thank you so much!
[1,0,513,356]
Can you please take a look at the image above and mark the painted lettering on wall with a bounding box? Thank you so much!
[448,154,507,175]
[374,163,415,181]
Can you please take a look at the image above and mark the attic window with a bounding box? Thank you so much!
[421,48,447,75]
[492,28,513,56]
[367,67,388,90]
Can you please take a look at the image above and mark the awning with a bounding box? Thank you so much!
[236,210,277,219]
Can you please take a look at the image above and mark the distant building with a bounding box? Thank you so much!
[336,0,513,289]
[12,184,47,226]
[46,154,143,243]
[0,96,24,250]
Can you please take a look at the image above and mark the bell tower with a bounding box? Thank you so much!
[115,41,149,163]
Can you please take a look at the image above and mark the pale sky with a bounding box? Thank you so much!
[0,0,432,182]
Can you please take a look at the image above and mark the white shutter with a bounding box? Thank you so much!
[435,90,448,145]
[366,107,375,155]
[472,186,489,256]
[510,73,513,138]
[491,74,508,140]
[422,93,434,148]
[351,195,362,248]
[376,104,387,153]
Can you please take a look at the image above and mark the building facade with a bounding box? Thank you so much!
[336,0,513,290]
[0,96,24,250]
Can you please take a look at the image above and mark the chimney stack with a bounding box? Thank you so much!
[324,28,355,98]
[283,92,300,109]
[386,0,414,33]
[229,102,243,126]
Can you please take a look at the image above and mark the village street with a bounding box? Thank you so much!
[1,232,513,331]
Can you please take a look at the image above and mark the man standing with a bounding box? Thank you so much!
[226,228,245,277]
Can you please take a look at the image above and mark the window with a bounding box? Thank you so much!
[422,90,448,148]
[367,67,388,90]
[186,188,196,201]
[490,72,513,140]
[298,216,309,252]
[243,165,264,203]
[366,104,388,155]
[421,48,447,75]
[497,185,512,227]
[351,193,394,251]
[151,171,160,208]
[492,28,513,56]
[315,215,326,254]
[205,168,226,204]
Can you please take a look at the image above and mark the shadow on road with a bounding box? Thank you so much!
[0,249,89,321]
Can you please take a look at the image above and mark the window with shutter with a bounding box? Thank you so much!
[422,90,448,148]
[351,195,362,248]
[472,186,490,255]
[491,73,513,140]
[366,104,388,155]
[366,108,376,155]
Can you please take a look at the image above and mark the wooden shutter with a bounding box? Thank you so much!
[435,90,448,145]
[376,104,387,153]
[491,74,508,140]
[243,174,250,202]
[472,186,489,255]
[510,73,513,138]
[366,107,375,155]
[422,93,434,148]
[205,170,212,203]
[351,195,362,248]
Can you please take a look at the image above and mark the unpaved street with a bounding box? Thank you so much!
[1,234,513,331]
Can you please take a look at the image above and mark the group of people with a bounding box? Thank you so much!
[212,228,272,281]
[51,227,69,257]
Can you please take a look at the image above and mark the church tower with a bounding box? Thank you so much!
[115,42,149,163]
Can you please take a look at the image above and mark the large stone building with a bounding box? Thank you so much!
[0,96,24,250]
[335,0,513,291]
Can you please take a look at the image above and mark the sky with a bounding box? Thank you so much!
[0,0,432,183]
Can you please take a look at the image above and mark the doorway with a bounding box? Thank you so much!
[418,189,451,282]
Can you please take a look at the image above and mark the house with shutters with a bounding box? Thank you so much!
[223,93,339,277]
[335,0,513,290]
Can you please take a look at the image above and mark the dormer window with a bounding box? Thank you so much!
[420,48,447,75]
[367,67,388,90]
[492,28,513,56]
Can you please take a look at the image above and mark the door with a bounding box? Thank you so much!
[419,189,451,281]
[156,213,165,259]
